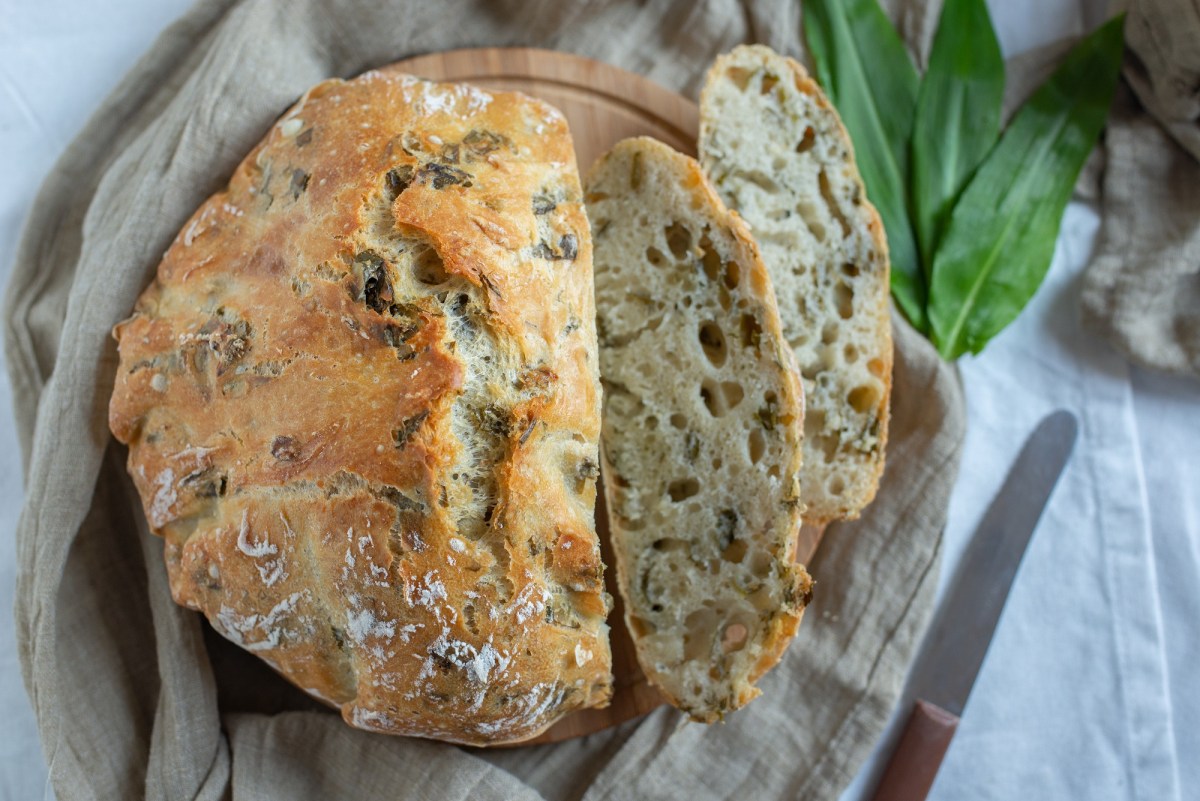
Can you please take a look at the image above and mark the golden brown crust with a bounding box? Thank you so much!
[109,68,611,746]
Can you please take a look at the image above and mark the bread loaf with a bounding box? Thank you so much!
[700,45,893,524]
[585,137,812,722]
[108,67,613,746]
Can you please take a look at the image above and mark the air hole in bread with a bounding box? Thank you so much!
[844,344,859,363]
[797,199,826,242]
[727,66,754,91]
[683,607,718,661]
[463,602,479,634]
[767,464,781,480]
[414,247,449,285]
[816,433,838,462]
[760,74,779,94]
[631,154,645,192]
[723,261,740,290]
[748,428,766,465]
[700,379,724,417]
[747,585,776,611]
[646,415,659,430]
[718,285,733,312]
[818,170,851,237]
[721,381,745,410]
[772,158,787,173]
[712,457,722,470]
[749,548,773,577]
[629,615,655,637]
[665,222,693,260]
[700,238,722,283]
[669,413,688,430]
[848,385,878,415]
[721,537,748,564]
[740,313,762,351]
[698,321,728,367]
[668,478,700,502]
[868,358,886,377]
[767,207,790,221]
[829,475,846,497]
[742,170,779,194]
[653,537,689,553]
[835,282,854,319]
[821,322,839,345]
[646,246,666,267]
[796,126,816,153]
[842,262,860,277]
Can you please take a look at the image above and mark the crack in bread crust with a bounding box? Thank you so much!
[109,68,612,746]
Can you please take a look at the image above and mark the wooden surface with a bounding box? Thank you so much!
[394,47,827,746]
[395,47,700,166]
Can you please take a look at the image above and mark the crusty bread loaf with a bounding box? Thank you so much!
[700,45,893,524]
[585,137,812,722]
[108,68,613,746]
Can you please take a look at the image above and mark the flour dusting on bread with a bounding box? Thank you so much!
[109,67,612,746]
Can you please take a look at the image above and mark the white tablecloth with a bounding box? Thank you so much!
[1,2,1195,799]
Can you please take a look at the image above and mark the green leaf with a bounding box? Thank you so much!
[928,16,1125,360]
[803,0,926,331]
[911,0,1004,273]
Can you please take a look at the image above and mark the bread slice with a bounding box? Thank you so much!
[585,137,812,722]
[699,45,893,524]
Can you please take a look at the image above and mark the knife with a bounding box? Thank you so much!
[868,409,1079,801]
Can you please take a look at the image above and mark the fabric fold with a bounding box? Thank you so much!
[1077,3,1200,378]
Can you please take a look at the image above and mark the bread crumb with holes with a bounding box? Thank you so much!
[586,136,812,723]
[700,45,893,525]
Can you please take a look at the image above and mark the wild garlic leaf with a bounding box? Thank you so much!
[911,0,1004,274]
[928,16,1125,360]
[803,0,926,331]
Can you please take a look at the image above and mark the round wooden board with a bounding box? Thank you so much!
[393,47,827,746]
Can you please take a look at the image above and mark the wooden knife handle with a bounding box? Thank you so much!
[869,700,960,801]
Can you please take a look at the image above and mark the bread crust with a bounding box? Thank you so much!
[108,68,612,746]
[586,137,811,722]
[700,45,893,525]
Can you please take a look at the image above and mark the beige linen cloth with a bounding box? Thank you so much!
[1080,1,1200,378]
[27,0,1200,798]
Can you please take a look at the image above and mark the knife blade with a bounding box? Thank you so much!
[868,409,1079,801]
